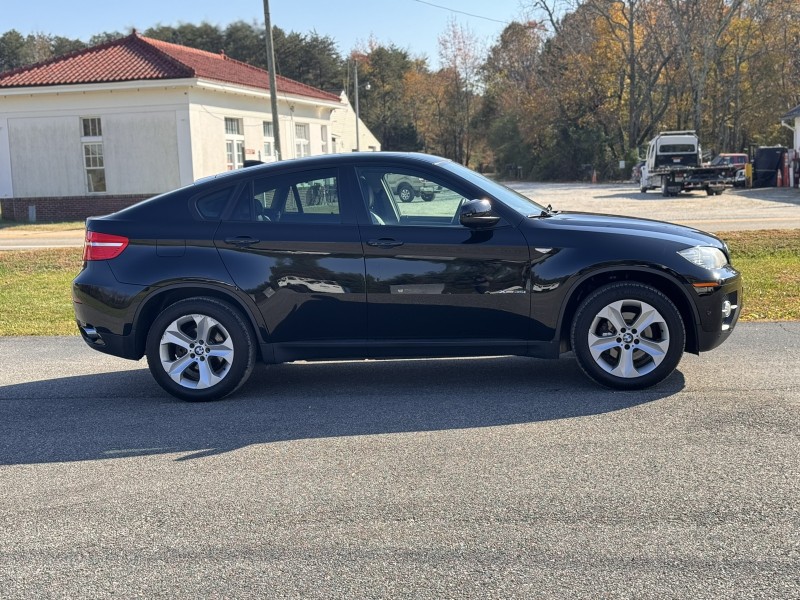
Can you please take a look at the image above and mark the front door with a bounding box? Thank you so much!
[355,166,531,354]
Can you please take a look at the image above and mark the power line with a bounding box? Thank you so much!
[411,0,511,25]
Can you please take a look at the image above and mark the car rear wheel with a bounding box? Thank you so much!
[571,283,685,390]
[397,183,414,203]
[146,297,256,401]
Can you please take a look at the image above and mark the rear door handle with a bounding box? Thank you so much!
[224,236,260,247]
[367,238,404,248]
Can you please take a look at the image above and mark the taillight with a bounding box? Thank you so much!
[83,231,129,261]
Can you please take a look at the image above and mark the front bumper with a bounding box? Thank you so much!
[691,272,742,352]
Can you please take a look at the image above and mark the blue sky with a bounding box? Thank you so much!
[4,0,531,67]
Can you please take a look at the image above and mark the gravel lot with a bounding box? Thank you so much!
[1,183,798,250]
[506,183,800,232]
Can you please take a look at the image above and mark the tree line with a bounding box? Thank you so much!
[1,0,798,180]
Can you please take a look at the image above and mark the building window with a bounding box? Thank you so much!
[81,117,106,193]
[295,123,310,158]
[263,121,275,161]
[320,125,329,154]
[225,117,244,170]
[225,117,243,136]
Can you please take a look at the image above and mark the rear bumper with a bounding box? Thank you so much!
[72,261,146,360]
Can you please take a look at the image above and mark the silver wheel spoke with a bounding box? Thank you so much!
[206,340,234,361]
[166,353,195,384]
[588,334,619,360]
[637,338,669,364]
[161,325,194,350]
[194,314,214,343]
[195,359,223,388]
[611,346,638,378]
[599,301,627,333]
[631,306,661,333]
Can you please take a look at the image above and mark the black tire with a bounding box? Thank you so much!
[397,183,415,203]
[640,185,648,194]
[661,178,670,197]
[570,283,685,390]
[421,192,435,201]
[145,297,256,401]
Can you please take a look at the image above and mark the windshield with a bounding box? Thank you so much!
[440,161,547,215]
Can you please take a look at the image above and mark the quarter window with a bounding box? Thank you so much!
[81,117,106,193]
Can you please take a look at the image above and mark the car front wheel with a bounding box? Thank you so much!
[145,297,256,401]
[397,183,414,202]
[571,283,685,390]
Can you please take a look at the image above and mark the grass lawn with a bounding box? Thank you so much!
[0,230,798,336]
[0,219,84,233]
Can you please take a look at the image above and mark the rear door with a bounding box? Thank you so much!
[214,168,367,355]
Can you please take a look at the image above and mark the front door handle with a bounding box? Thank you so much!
[367,238,404,248]
[224,236,260,247]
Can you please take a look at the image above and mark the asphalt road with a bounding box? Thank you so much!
[1,325,798,598]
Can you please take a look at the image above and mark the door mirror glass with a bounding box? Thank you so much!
[459,199,500,228]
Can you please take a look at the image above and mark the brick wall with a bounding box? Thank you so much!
[0,195,149,222]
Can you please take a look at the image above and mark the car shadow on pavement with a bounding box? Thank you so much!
[0,356,684,466]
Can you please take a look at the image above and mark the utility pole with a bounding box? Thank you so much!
[354,60,361,152]
[263,0,282,160]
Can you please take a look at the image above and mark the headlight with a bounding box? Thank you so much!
[677,246,728,269]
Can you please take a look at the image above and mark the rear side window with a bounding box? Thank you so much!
[229,169,341,224]
[195,186,235,220]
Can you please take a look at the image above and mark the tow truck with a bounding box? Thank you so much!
[639,131,731,197]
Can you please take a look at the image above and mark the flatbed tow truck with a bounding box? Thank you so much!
[640,131,733,197]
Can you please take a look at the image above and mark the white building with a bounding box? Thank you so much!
[0,33,380,221]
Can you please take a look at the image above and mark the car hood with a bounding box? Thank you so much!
[539,211,725,249]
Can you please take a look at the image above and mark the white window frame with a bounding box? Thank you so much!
[263,121,275,161]
[320,125,329,154]
[81,117,106,193]
[295,123,310,158]
[225,117,245,170]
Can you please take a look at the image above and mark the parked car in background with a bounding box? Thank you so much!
[73,152,742,401]
[385,173,441,202]
[710,153,749,187]
[710,153,749,169]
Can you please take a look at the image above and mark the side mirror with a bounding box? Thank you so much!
[459,199,500,229]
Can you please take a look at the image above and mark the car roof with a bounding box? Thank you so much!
[194,152,452,186]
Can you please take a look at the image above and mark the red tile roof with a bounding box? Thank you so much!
[0,33,341,103]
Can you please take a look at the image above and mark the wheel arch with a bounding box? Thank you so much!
[557,266,700,355]
[132,283,270,362]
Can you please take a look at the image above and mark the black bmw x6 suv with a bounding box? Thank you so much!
[73,153,741,401]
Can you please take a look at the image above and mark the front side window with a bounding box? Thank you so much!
[81,117,106,193]
[356,167,469,227]
[230,169,340,223]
